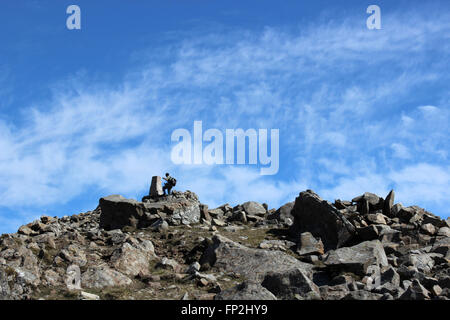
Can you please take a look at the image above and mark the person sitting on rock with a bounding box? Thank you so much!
[162,172,176,195]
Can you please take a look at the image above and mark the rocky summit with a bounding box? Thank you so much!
[1,188,449,300]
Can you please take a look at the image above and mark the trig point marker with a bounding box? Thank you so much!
[149,176,164,197]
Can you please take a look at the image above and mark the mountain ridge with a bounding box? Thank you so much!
[0,188,449,300]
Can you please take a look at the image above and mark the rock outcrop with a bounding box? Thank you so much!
[100,191,201,230]
[0,188,448,300]
[199,235,313,281]
[289,190,356,250]
[215,280,277,300]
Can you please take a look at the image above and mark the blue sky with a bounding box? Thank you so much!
[0,1,449,234]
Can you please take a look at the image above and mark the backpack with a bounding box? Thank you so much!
[171,178,177,186]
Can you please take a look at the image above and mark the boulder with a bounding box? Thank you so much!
[0,268,13,300]
[100,191,201,230]
[319,284,350,300]
[403,252,435,273]
[208,208,225,219]
[212,218,226,227]
[352,192,384,209]
[215,280,277,300]
[59,244,87,267]
[186,262,201,275]
[383,190,395,216]
[376,225,401,242]
[261,267,321,300]
[334,200,352,210]
[342,290,384,300]
[99,195,149,230]
[357,225,379,241]
[437,227,450,237]
[0,265,38,300]
[391,203,403,217]
[18,225,35,236]
[296,232,324,256]
[231,211,247,224]
[110,240,156,277]
[80,291,100,300]
[289,190,356,251]
[399,279,430,300]
[268,202,294,225]
[431,285,443,297]
[324,240,388,276]
[150,219,169,232]
[376,266,401,295]
[42,269,61,287]
[397,206,418,222]
[157,191,201,225]
[421,223,436,235]
[258,240,295,251]
[358,225,400,243]
[242,201,266,217]
[106,229,128,245]
[200,204,211,222]
[156,257,183,273]
[200,235,313,281]
[366,213,388,225]
[431,237,450,256]
[422,211,446,228]
[81,265,132,289]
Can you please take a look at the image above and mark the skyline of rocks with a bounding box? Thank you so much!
[1,185,449,300]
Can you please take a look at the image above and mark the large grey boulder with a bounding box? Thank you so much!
[342,290,384,300]
[145,191,201,226]
[242,201,266,216]
[399,279,431,300]
[81,265,132,289]
[396,205,445,227]
[324,240,388,275]
[200,235,313,282]
[357,225,401,242]
[268,202,294,225]
[110,239,156,277]
[383,190,395,216]
[99,195,150,230]
[261,267,321,300]
[432,237,450,257]
[215,280,277,300]
[375,266,401,295]
[402,252,435,273]
[289,190,356,251]
[352,192,384,213]
[0,268,12,300]
[0,245,41,295]
[296,232,324,256]
[99,191,202,230]
[0,265,35,300]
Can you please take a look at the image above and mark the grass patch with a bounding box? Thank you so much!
[221,226,281,248]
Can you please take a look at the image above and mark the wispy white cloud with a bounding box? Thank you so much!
[180,166,307,209]
[390,163,450,205]
[391,143,412,159]
[319,163,450,218]
[1,6,449,234]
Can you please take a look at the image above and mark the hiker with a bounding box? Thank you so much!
[162,172,176,195]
